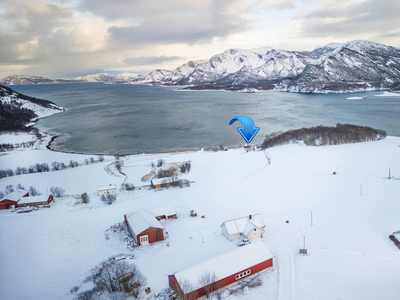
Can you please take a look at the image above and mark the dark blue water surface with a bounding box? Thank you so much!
[9,83,400,155]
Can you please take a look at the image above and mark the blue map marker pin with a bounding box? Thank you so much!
[229,116,260,143]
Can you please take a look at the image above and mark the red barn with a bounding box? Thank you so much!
[124,211,164,246]
[168,241,274,299]
[0,190,29,210]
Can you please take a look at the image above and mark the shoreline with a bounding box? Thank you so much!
[40,131,244,157]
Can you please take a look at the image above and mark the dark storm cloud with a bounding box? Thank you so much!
[299,0,400,42]
[123,56,183,66]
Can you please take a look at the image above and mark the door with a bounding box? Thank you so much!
[140,235,149,246]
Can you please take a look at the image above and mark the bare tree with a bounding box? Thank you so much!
[0,191,4,199]
[16,183,25,190]
[5,184,14,194]
[87,260,147,298]
[199,272,219,299]
[29,186,41,196]
[176,280,197,300]
[50,186,65,197]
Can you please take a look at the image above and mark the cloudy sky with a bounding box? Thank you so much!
[0,0,399,79]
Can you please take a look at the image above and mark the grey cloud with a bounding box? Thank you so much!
[299,0,400,42]
[108,11,249,46]
[123,56,183,66]
[82,0,251,46]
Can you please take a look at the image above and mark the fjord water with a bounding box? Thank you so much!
[11,83,400,155]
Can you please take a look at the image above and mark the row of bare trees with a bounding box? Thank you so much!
[262,123,387,149]
[0,156,105,179]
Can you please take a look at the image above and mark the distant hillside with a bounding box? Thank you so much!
[0,85,64,132]
[0,73,141,85]
[262,124,387,148]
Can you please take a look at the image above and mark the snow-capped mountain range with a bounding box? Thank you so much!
[137,40,400,93]
[1,40,400,93]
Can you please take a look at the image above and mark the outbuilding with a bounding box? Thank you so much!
[0,190,29,210]
[97,184,117,197]
[146,205,177,220]
[221,214,266,241]
[124,211,165,246]
[150,177,179,189]
[18,195,54,208]
[168,241,274,299]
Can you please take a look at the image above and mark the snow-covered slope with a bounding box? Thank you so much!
[1,136,400,299]
[0,85,64,129]
[137,40,400,93]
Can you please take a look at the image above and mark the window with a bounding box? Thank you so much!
[235,269,251,280]
[140,236,148,242]
[254,228,256,231]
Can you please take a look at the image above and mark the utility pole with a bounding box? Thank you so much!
[389,167,391,179]
[310,211,313,227]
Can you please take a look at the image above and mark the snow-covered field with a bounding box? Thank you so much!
[1,133,400,300]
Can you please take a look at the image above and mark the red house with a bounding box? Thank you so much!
[124,211,165,246]
[168,241,274,299]
[0,190,29,210]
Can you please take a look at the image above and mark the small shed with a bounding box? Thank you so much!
[221,214,266,241]
[146,205,177,220]
[0,190,29,210]
[18,195,54,208]
[124,211,164,246]
[98,184,117,197]
[150,177,179,189]
[168,241,274,299]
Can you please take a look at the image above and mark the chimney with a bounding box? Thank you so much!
[249,214,252,219]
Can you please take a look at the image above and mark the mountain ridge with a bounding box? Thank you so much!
[136,39,400,93]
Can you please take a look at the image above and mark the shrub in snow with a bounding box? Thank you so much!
[101,194,116,205]
[81,192,90,204]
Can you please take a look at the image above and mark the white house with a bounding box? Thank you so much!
[221,214,266,241]
[97,184,117,197]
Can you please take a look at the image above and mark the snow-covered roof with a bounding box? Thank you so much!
[173,241,274,292]
[97,184,116,191]
[146,205,176,218]
[126,211,164,234]
[1,190,28,202]
[221,214,265,235]
[151,177,179,185]
[18,195,49,205]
